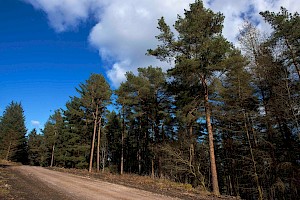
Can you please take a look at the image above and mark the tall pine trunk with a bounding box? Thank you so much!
[50,143,55,167]
[102,146,105,172]
[50,130,57,167]
[285,40,300,79]
[121,106,125,175]
[5,141,12,161]
[89,104,98,172]
[202,77,220,196]
[138,149,142,175]
[189,124,194,167]
[138,117,142,175]
[97,116,102,172]
[243,111,263,200]
[121,133,124,175]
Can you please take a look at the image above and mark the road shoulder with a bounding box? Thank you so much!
[0,163,71,200]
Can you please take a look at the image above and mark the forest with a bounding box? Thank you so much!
[0,1,299,199]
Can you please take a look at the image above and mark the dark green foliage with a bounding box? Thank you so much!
[253,46,300,200]
[254,9,300,198]
[105,111,122,171]
[148,0,236,195]
[77,73,112,117]
[260,8,300,79]
[229,13,300,199]
[115,66,171,175]
[76,74,112,172]
[63,97,91,168]
[41,110,64,167]
[0,102,28,164]
[13,3,299,200]
[28,129,43,166]
[213,50,261,198]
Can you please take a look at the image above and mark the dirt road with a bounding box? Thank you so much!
[8,165,179,200]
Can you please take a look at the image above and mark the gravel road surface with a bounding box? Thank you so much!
[10,165,179,200]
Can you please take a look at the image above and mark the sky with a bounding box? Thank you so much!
[0,0,299,133]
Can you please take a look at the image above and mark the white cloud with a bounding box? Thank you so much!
[23,0,94,32]
[31,120,40,127]
[88,0,192,87]
[23,0,300,87]
[107,60,129,88]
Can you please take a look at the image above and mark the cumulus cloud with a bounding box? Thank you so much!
[88,0,192,87]
[31,120,40,127]
[23,0,300,87]
[205,0,299,44]
[24,0,96,31]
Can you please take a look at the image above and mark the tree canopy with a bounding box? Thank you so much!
[3,2,300,199]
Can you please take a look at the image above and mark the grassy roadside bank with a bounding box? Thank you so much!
[0,160,239,200]
[49,167,239,200]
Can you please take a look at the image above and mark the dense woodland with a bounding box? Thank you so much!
[0,1,299,199]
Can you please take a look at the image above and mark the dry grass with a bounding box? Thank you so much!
[0,180,10,196]
[49,167,233,200]
[0,161,238,200]
[0,160,12,199]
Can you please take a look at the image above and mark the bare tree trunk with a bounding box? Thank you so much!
[50,131,57,167]
[97,116,102,172]
[121,106,125,175]
[243,112,263,200]
[158,157,162,178]
[121,134,124,175]
[151,159,155,179]
[189,124,194,166]
[138,148,142,175]
[284,68,300,140]
[89,105,98,173]
[5,141,12,161]
[50,144,55,167]
[285,40,300,79]
[202,77,220,196]
[102,144,106,172]
[138,118,142,175]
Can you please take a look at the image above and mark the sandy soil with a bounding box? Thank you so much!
[8,165,180,200]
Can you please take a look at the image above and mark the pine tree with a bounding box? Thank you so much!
[115,81,133,175]
[28,128,43,166]
[63,96,91,168]
[116,70,152,175]
[116,66,171,176]
[76,74,112,172]
[260,8,300,141]
[260,8,300,79]
[105,111,122,172]
[0,102,28,163]
[238,19,300,200]
[148,1,234,195]
[42,110,64,167]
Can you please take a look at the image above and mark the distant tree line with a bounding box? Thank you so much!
[0,1,299,199]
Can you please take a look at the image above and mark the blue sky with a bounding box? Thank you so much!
[0,0,103,131]
[1,0,298,133]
